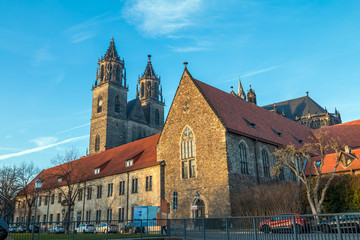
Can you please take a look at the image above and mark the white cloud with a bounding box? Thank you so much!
[0,135,89,161]
[56,123,90,134]
[242,66,278,78]
[169,46,207,53]
[123,0,203,37]
[32,45,55,65]
[30,137,58,147]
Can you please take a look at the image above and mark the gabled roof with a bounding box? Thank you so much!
[313,120,360,149]
[187,70,313,148]
[142,55,157,79]
[27,134,160,193]
[103,37,120,61]
[262,95,326,119]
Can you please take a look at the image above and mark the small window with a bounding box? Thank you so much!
[243,118,255,128]
[271,128,282,137]
[119,181,125,195]
[97,185,102,199]
[78,189,83,201]
[94,168,100,174]
[146,176,152,191]
[58,178,62,183]
[155,109,160,125]
[126,159,133,167]
[58,193,62,203]
[293,135,303,144]
[107,183,113,197]
[51,194,55,204]
[189,160,196,178]
[95,135,100,152]
[107,209,112,221]
[132,178,138,193]
[87,187,92,200]
[118,208,125,222]
[315,161,321,167]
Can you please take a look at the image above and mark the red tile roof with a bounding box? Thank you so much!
[27,134,160,193]
[306,148,360,175]
[189,72,313,148]
[313,120,360,149]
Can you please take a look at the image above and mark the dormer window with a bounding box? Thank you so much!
[293,135,303,144]
[126,159,133,167]
[57,178,62,183]
[243,118,255,128]
[271,128,282,137]
[94,168,100,174]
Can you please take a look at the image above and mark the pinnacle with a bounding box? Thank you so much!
[103,37,120,61]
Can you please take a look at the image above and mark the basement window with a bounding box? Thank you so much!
[125,159,133,167]
[271,128,282,137]
[94,168,100,174]
[243,118,255,128]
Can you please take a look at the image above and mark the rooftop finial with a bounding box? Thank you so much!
[183,62,188,69]
[306,91,309,96]
[111,37,114,41]
[148,54,151,61]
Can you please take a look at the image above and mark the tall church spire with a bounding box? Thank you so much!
[138,55,163,102]
[142,55,157,78]
[103,37,120,61]
[237,77,246,100]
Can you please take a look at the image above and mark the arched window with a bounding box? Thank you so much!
[192,199,205,219]
[181,127,195,179]
[97,96,103,113]
[141,82,144,98]
[95,135,100,152]
[239,143,248,174]
[262,149,270,178]
[115,95,120,113]
[155,109,160,125]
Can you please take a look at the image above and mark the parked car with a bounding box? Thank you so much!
[47,225,65,234]
[317,213,360,233]
[75,224,95,233]
[94,223,118,233]
[28,225,39,233]
[15,226,27,233]
[259,213,308,233]
[120,222,145,234]
[8,225,16,233]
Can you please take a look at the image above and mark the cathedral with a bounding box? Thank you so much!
[89,38,165,155]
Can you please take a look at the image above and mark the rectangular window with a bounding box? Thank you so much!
[86,211,91,224]
[56,213,60,224]
[97,185,102,198]
[107,183,113,197]
[146,176,152,191]
[37,215,40,223]
[58,178,62,183]
[44,196,48,205]
[119,181,125,195]
[87,187,92,200]
[132,178,138,193]
[78,189,83,201]
[94,168,100,174]
[51,194,55,204]
[189,160,196,178]
[38,196,42,206]
[118,208,124,222]
[43,215,46,222]
[49,214,53,224]
[96,210,101,223]
[126,159,133,167]
[107,209,112,221]
[182,161,188,179]
[58,193,62,203]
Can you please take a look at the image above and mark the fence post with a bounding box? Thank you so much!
[202,218,205,240]
[226,218,230,240]
[184,219,187,240]
[253,217,258,240]
[335,216,343,240]
[167,218,171,237]
[37,222,41,240]
[106,220,109,240]
[292,216,298,240]
[140,219,143,240]
[72,221,75,240]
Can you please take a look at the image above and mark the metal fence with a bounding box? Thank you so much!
[6,212,360,240]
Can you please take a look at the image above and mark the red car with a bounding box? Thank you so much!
[259,213,307,233]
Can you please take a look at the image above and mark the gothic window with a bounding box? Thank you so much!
[181,127,196,179]
[155,109,160,125]
[95,135,100,152]
[154,82,158,98]
[239,142,249,174]
[262,149,270,178]
[97,96,103,113]
[115,95,120,113]
[141,82,144,98]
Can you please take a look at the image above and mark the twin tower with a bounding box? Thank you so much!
[89,38,165,155]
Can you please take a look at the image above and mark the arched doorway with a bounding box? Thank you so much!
[192,199,205,219]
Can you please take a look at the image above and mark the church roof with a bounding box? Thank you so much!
[262,95,326,119]
[103,37,120,61]
[23,134,160,193]
[142,55,157,79]
[188,70,313,148]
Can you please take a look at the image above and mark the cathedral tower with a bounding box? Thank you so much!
[89,38,128,154]
[137,55,165,127]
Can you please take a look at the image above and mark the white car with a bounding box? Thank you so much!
[95,223,118,233]
[75,224,95,233]
[47,225,65,234]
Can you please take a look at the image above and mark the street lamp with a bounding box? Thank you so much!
[31,178,42,240]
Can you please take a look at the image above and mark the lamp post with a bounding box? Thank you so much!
[31,178,42,240]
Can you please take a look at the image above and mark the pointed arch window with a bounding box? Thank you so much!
[115,95,120,113]
[155,109,160,125]
[239,143,248,174]
[181,127,195,179]
[141,82,144,98]
[97,96,103,113]
[95,135,100,152]
[262,149,270,178]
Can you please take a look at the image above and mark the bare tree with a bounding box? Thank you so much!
[273,131,342,214]
[0,165,20,212]
[17,162,40,226]
[50,148,89,231]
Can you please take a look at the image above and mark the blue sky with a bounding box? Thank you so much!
[1,0,359,168]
